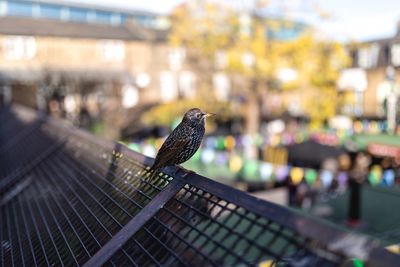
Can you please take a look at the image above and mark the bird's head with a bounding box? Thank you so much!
[183,108,215,126]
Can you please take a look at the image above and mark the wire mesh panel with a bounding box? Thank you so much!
[1,105,400,267]
[0,105,38,140]
[1,146,172,266]
[1,155,171,267]
[106,183,344,267]
[0,107,172,267]
[0,122,64,194]
[0,107,43,178]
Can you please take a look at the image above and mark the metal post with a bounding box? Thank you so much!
[347,177,361,226]
[347,152,370,228]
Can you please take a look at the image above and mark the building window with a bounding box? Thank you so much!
[3,36,36,60]
[39,4,61,19]
[111,13,122,25]
[97,40,125,62]
[60,7,69,20]
[32,3,39,17]
[160,71,178,102]
[95,10,112,24]
[213,73,230,101]
[7,1,32,17]
[136,73,151,88]
[215,50,227,69]
[179,71,196,98]
[133,15,154,28]
[0,1,6,16]
[357,44,380,68]
[168,47,185,71]
[87,10,95,22]
[391,44,400,66]
[121,84,139,109]
[120,14,128,24]
[69,7,87,22]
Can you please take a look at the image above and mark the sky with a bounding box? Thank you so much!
[74,0,400,42]
[315,0,400,41]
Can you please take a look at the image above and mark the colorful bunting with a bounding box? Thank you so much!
[215,152,229,166]
[216,136,225,150]
[205,136,217,149]
[337,172,348,187]
[260,162,273,181]
[305,169,317,185]
[128,140,399,190]
[275,165,289,182]
[243,160,259,179]
[224,135,236,151]
[383,169,395,186]
[290,167,304,185]
[242,135,252,147]
[201,148,215,164]
[368,165,382,185]
[229,155,243,172]
[353,120,363,134]
[320,170,334,188]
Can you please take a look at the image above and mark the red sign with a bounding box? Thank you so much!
[311,133,340,146]
[368,143,400,158]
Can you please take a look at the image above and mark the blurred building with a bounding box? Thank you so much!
[0,0,199,138]
[339,21,400,121]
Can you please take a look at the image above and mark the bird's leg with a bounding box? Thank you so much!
[146,167,161,184]
[175,165,195,178]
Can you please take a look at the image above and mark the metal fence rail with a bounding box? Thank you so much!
[1,105,399,267]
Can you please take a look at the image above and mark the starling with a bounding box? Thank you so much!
[151,108,214,174]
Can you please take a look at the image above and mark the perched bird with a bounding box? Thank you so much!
[150,108,214,175]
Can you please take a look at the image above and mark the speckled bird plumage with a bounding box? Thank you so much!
[151,108,212,172]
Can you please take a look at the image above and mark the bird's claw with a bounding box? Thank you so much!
[175,166,195,178]
[181,170,195,178]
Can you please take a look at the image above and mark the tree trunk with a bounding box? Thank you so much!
[244,80,260,159]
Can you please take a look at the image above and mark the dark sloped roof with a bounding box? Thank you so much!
[0,16,162,40]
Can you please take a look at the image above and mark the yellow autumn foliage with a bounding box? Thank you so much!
[149,1,350,128]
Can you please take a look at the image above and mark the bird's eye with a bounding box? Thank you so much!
[196,113,201,118]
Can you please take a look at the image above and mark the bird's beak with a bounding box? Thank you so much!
[202,112,215,118]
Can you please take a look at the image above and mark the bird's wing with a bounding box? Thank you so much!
[151,125,192,170]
